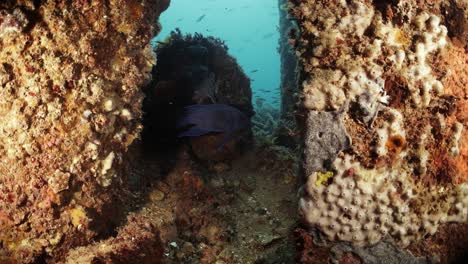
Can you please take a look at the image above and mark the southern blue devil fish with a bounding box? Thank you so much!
[176,104,251,149]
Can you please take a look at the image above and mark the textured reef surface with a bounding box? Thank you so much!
[0,0,168,262]
[1,0,466,263]
[64,214,164,264]
[290,0,467,262]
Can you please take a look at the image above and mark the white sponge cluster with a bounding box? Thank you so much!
[449,122,464,157]
[447,184,468,222]
[303,10,448,110]
[300,154,468,247]
[380,13,447,106]
[302,63,388,111]
[302,70,346,110]
[301,1,388,111]
[301,0,374,42]
[345,64,389,111]
[403,14,446,106]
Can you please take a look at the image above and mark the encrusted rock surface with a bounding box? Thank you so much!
[290,0,467,261]
[64,215,164,264]
[275,0,301,148]
[278,0,299,119]
[0,0,168,262]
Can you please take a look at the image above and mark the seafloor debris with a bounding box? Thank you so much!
[291,0,467,253]
[123,138,298,263]
[0,0,168,262]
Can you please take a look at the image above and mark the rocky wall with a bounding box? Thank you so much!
[278,0,300,120]
[275,0,301,148]
[64,214,164,264]
[290,0,467,262]
[0,0,168,262]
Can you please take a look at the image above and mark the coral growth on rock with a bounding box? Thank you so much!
[0,0,168,262]
[290,0,467,253]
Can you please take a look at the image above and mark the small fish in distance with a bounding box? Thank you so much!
[262,33,274,39]
[196,14,206,22]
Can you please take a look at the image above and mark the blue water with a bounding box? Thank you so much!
[153,0,281,110]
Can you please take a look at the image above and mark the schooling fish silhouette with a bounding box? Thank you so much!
[176,104,251,149]
[262,32,274,39]
[196,14,206,22]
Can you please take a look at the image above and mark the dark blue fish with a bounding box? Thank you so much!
[176,104,251,149]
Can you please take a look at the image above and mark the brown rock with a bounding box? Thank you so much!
[65,215,164,264]
[0,0,168,262]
